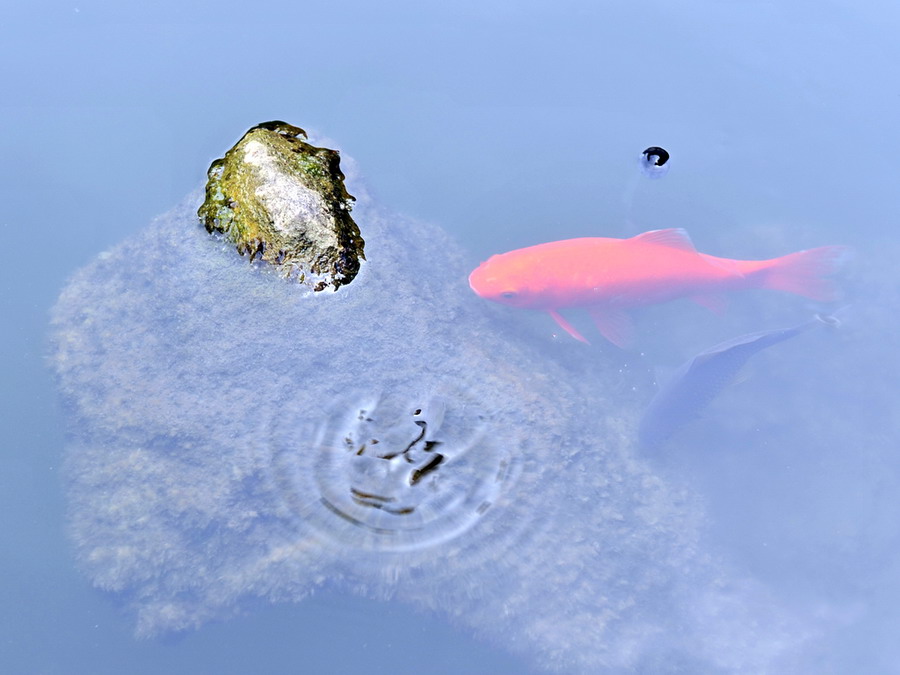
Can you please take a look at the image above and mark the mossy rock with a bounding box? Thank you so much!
[198,121,364,291]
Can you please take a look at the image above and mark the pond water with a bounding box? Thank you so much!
[4,1,900,673]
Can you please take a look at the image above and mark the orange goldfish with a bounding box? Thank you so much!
[468,228,846,347]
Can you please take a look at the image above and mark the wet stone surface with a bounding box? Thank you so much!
[197,121,364,291]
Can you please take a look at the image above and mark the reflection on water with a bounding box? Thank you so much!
[267,390,514,552]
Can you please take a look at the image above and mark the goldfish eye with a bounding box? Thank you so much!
[500,291,518,300]
[640,146,670,179]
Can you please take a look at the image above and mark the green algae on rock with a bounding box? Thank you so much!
[198,121,364,291]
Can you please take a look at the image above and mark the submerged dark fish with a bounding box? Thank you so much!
[639,315,838,449]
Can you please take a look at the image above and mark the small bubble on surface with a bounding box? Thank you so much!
[639,146,670,179]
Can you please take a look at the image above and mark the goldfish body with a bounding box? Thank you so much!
[468,228,845,347]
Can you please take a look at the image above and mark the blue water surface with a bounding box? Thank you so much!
[3,1,900,673]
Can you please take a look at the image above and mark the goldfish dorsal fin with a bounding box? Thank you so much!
[632,228,697,252]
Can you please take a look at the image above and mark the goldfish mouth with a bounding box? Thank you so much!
[469,274,523,306]
[468,268,487,297]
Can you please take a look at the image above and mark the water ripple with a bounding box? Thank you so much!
[266,388,517,552]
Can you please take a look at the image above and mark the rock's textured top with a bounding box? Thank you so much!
[197,121,364,291]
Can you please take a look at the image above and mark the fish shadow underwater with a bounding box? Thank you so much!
[637,313,842,451]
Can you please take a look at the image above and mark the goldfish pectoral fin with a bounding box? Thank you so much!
[631,228,697,252]
[548,310,590,344]
[691,293,729,314]
[588,308,634,348]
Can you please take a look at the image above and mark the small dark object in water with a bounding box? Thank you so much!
[640,146,670,178]
[642,146,669,167]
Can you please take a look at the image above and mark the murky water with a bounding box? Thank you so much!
[5,1,900,673]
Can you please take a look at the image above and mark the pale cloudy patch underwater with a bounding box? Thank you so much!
[49,151,839,671]
[6,1,900,673]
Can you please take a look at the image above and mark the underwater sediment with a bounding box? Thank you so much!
[49,123,816,673]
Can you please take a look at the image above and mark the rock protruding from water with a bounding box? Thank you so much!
[197,121,364,291]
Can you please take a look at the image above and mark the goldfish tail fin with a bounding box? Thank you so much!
[760,245,849,302]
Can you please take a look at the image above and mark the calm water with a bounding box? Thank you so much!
[3,1,900,673]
